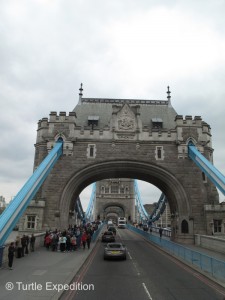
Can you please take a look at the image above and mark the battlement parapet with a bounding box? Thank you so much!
[49,111,76,122]
[38,112,76,128]
[175,115,203,126]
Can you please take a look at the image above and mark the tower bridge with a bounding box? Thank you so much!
[1,85,225,245]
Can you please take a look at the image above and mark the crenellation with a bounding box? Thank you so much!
[49,111,57,122]
[175,115,205,128]
[185,115,192,120]
[193,116,202,125]
[202,122,211,133]
[40,118,48,128]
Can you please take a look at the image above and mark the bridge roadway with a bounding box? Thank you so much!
[61,228,225,300]
[0,228,225,300]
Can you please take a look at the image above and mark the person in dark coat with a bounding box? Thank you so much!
[86,232,91,249]
[25,235,29,254]
[8,242,15,270]
[15,236,22,258]
[159,227,163,240]
[30,234,36,252]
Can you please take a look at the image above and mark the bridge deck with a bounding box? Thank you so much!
[0,228,224,299]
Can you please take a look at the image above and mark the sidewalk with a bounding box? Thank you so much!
[178,242,225,262]
[129,226,225,288]
[0,238,100,300]
[150,230,225,263]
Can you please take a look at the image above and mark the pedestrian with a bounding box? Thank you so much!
[30,234,36,252]
[76,227,81,248]
[45,234,52,250]
[81,231,87,250]
[159,227,163,240]
[70,235,77,251]
[8,242,15,270]
[15,236,22,258]
[66,234,71,252]
[21,235,27,257]
[86,232,91,249]
[25,235,29,254]
[59,235,66,252]
[51,233,58,251]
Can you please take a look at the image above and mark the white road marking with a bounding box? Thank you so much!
[142,282,153,300]
[132,262,141,276]
[128,251,132,260]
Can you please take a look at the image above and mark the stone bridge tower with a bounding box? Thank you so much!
[94,178,135,222]
[20,85,220,244]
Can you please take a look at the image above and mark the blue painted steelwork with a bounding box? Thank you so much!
[134,180,149,222]
[75,197,85,220]
[148,193,167,223]
[134,180,167,224]
[188,144,225,195]
[0,141,63,246]
[85,183,96,222]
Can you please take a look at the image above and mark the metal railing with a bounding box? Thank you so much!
[91,223,104,242]
[127,224,225,283]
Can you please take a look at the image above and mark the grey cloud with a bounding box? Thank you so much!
[1,0,225,205]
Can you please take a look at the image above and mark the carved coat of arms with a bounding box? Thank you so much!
[117,104,136,131]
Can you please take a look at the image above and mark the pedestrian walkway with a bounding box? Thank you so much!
[0,236,101,300]
[178,241,225,262]
[128,225,225,288]
[140,227,225,263]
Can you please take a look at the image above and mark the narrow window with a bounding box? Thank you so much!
[213,219,222,233]
[157,148,162,159]
[202,172,207,182]
[181,219,189,233]
[155,146,164,160]
[87,144,96,158]
[90,145,94,157]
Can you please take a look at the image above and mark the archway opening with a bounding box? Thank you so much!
[59,160,191,242]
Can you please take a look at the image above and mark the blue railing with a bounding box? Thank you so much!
[91,222,104,242]
[127,224,225,283]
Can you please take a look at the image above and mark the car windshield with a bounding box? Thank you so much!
[104,232,113,235]
[107,244,122,249]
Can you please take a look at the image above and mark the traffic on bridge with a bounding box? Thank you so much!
[61,226,225,300]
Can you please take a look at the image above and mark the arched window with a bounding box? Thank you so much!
[181,219,189,234]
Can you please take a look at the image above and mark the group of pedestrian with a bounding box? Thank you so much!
[7,233,36,270]
[44,223,95,253]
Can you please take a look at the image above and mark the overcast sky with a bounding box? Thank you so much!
[0,0,225,211]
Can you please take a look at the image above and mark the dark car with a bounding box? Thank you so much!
[107,226,117,235]
[104,243,127,260]
[101,231,115,243]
